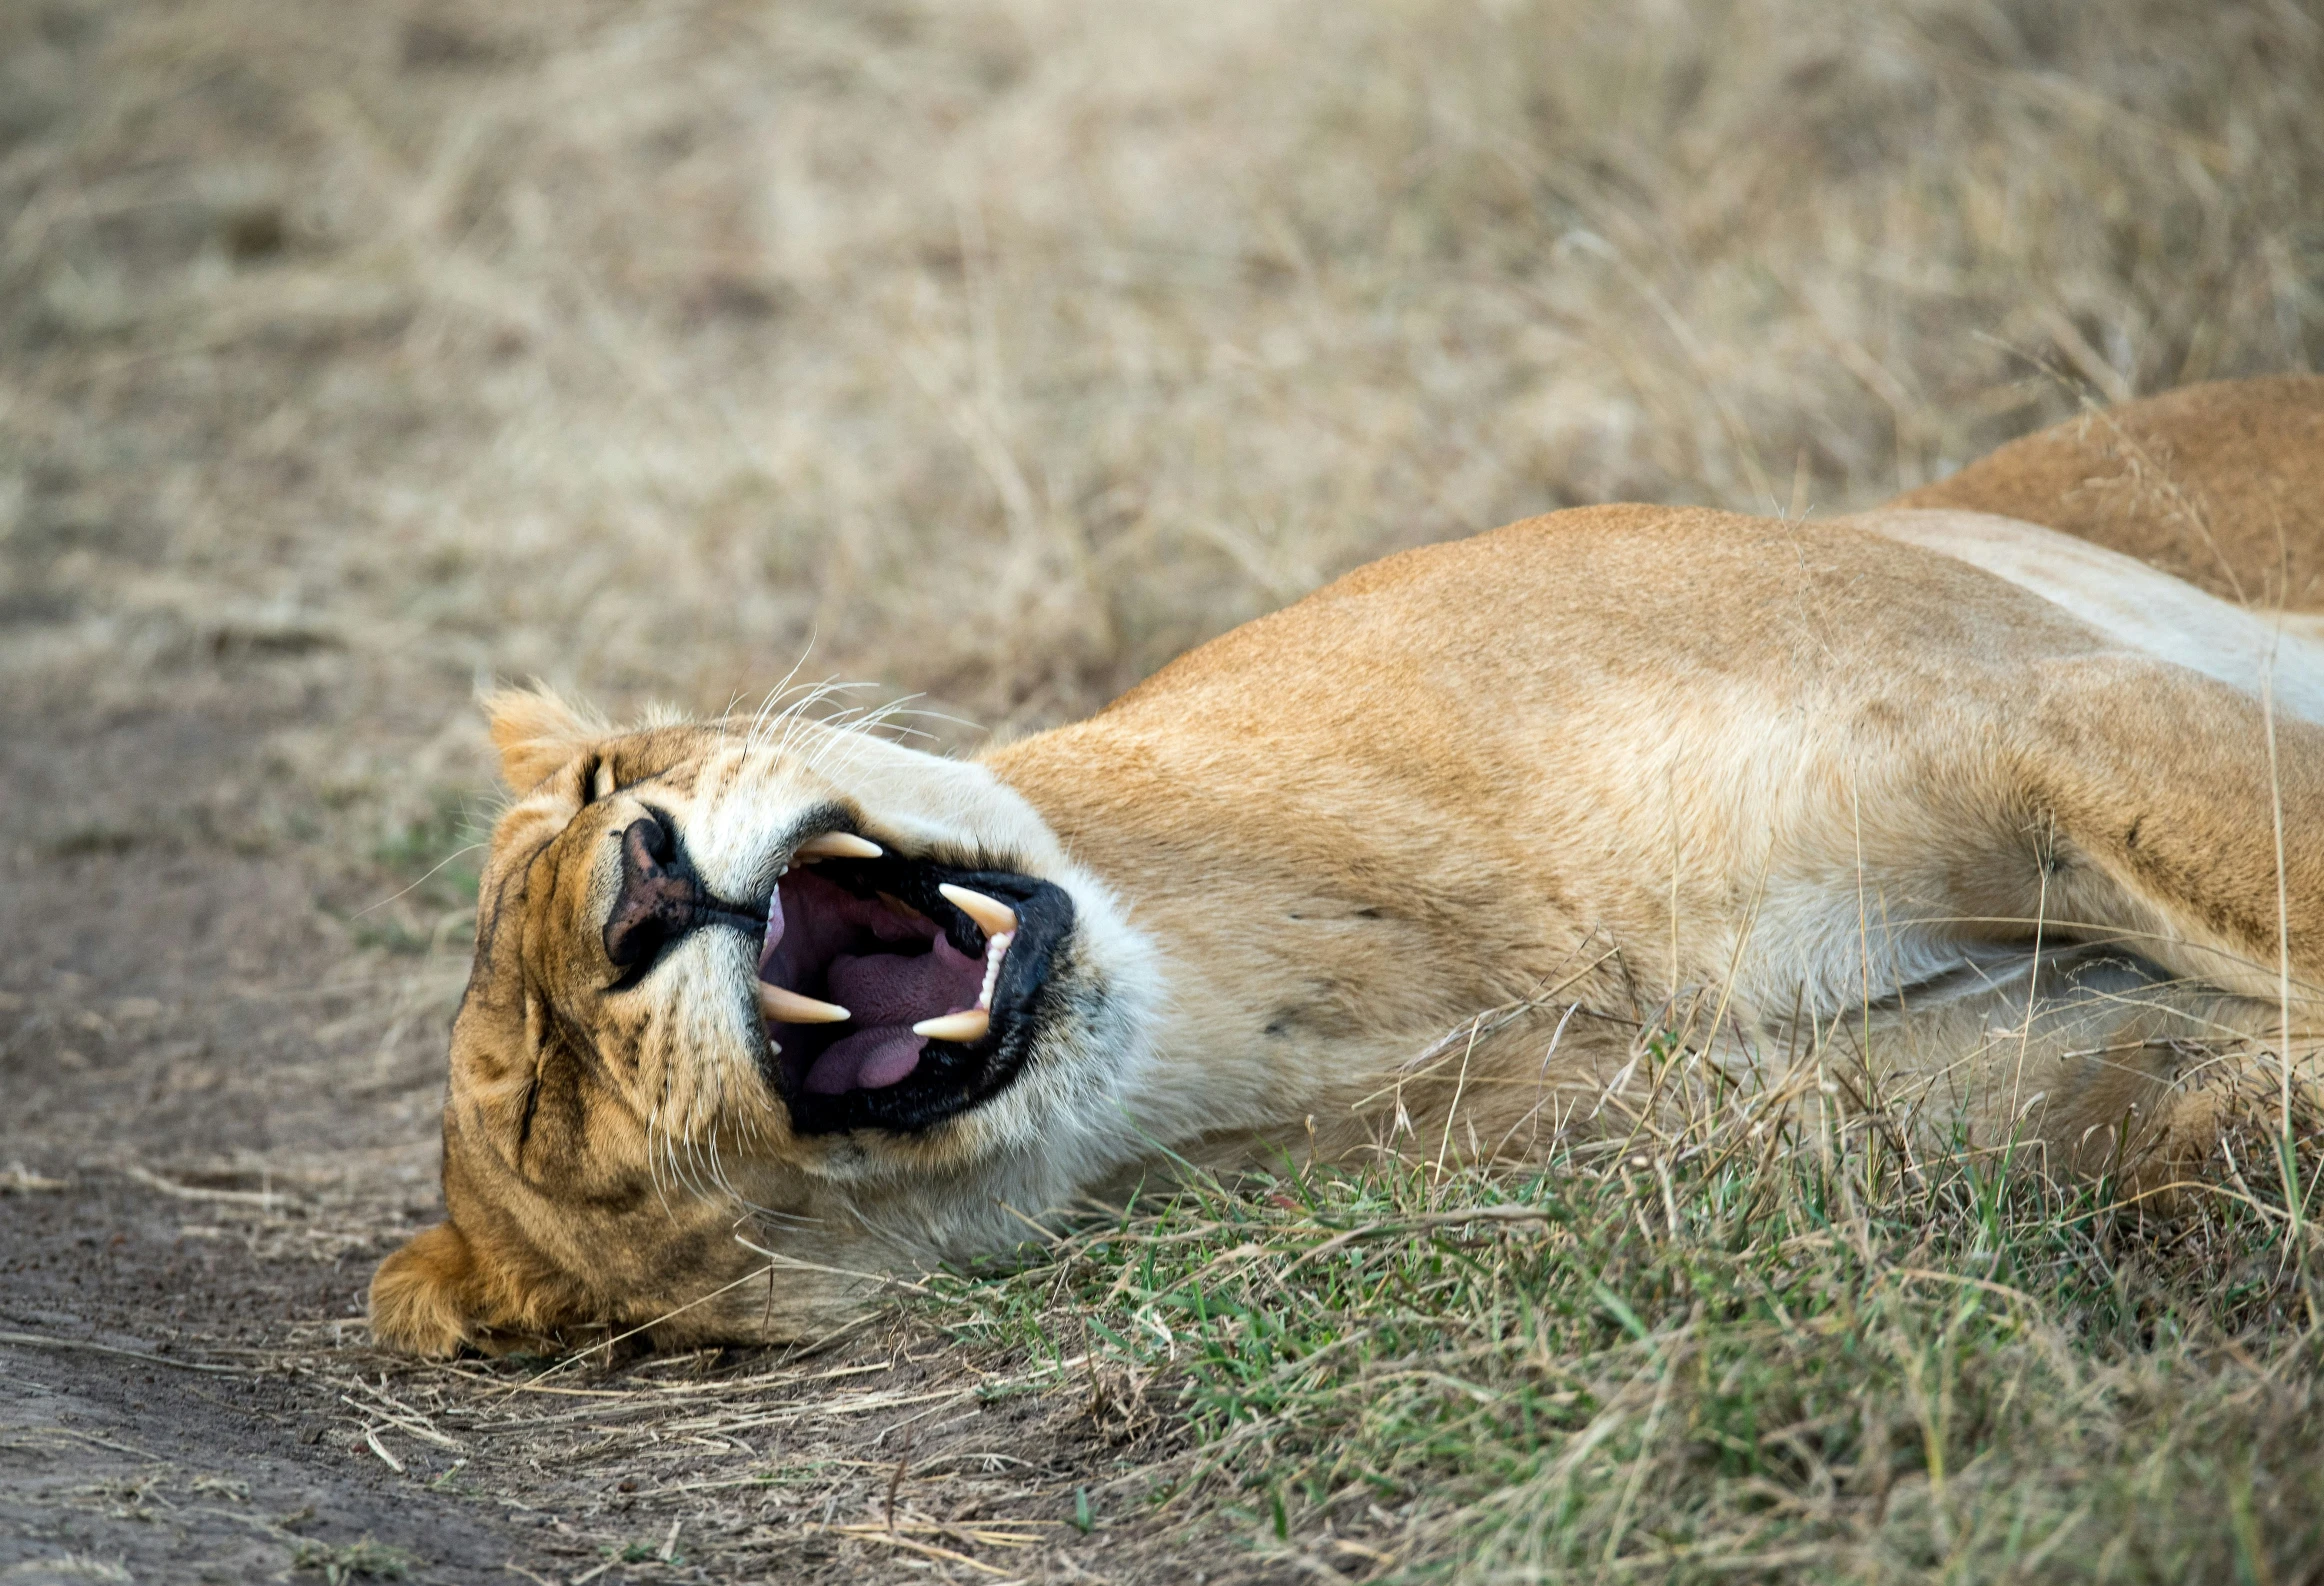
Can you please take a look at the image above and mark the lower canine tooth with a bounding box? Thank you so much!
[758,984,851,1023]
[912,1008,990,1042]
[938,884,1018,938]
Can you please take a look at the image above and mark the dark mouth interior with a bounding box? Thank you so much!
[753,849,1072,1133]
[758,869,988,1096]
[597,810,1071,1133]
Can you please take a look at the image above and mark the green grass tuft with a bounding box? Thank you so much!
[933,1104,2324,1581]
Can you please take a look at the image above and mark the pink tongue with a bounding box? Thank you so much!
[825,937,982,1025]
[802,936,987,1095]
[804,1029,927,1094]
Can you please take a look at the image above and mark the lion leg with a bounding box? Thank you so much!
[1328,962,2299,1186]
[2006,656,2324,1008]
[1961,656,2324,1165]
[1841,947,2303,1181]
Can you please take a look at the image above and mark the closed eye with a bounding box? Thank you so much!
[578,755,617,805]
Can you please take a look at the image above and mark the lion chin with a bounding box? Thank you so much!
[374,375,2324,1358]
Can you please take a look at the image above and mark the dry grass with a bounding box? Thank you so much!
[6,0,2324,1581]
[8,0,2321,748]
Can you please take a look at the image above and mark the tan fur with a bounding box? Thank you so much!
[373,378,2324,1357]
[487,684,611,793]
[1892,375,2324,609]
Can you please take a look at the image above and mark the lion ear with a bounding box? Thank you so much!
[483,685,604,793]
[370,1222,484,1358]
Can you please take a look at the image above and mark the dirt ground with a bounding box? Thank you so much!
[3,0,2317,1581]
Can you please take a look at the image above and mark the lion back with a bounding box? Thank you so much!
[1889,375,2324,611]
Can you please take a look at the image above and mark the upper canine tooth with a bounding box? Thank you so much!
[912,1008,990,1043]
[938,884,1017,938]
[795,831,882,861]
[758,984,851,1023]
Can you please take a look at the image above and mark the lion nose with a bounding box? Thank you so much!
[601,812,767,977]
[602,813,703,971]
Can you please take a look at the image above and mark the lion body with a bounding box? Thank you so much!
[374,377,2324,1357]
[992,495,2324,1168]
[1892,374,2324,609]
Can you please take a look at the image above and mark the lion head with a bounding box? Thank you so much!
[368,689,1155,1356]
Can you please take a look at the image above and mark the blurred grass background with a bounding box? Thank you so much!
[5,0,2319,765]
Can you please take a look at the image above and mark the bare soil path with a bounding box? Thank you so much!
[3,1184,544,1586]
[0,664,545,1582]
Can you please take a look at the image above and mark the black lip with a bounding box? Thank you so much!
[765,853,1074,1136]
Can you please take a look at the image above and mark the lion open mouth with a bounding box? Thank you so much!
[756,835,1074,1134]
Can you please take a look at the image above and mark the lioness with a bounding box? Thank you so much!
[373,377,2324,1357]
